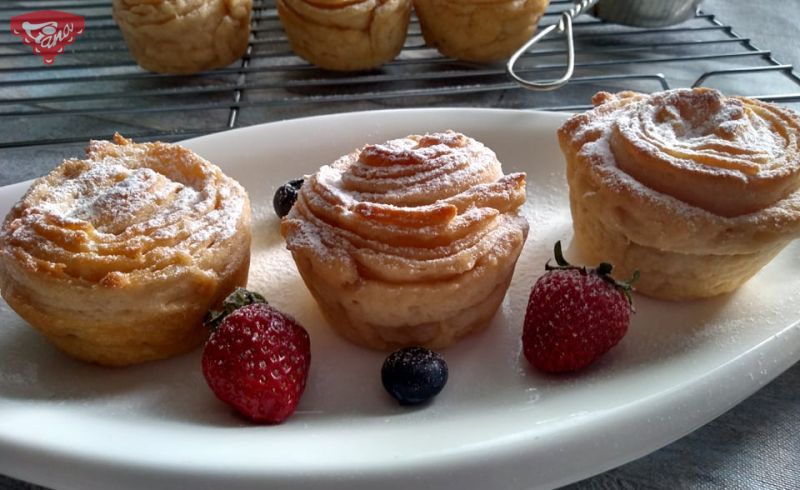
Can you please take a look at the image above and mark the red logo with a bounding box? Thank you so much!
[10,10,85,65]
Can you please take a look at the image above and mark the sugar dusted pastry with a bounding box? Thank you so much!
[281,131,528,349]
[0,135,251,366]
[414,0,549,62]
[277,0,412,71]
[559,88,800,300]
[113,0,252,74]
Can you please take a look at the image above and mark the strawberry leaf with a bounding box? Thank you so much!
[204,288,268,331]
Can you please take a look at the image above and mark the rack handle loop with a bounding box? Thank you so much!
[506,0,599,91]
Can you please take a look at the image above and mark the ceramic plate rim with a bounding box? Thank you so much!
[1,108,799,490]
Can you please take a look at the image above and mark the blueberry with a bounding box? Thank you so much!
[381,347,448,405]
[273,178,304,218]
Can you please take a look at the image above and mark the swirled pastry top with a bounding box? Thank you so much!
[281,131,527,285]
[560,88,800,217]
[0,134,249,287]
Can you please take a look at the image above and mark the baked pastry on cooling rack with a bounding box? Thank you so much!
[281,131,529,350]
[0,135,251,366]
[559,88,800,300]
[414,0,550,62]
[113,0,252,74]
[276,0,412,71]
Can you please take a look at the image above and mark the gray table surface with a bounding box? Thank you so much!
[1,0,799,489]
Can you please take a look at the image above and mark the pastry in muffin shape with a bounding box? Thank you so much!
[414,0,550,62]
[0,135,251,366]
[113,0,252,74]
[281,131,529,350]
[276,0,412,71]
[559,88,800,300]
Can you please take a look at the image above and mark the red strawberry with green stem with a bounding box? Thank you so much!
[522,242,638,373]
[202,288,311,423]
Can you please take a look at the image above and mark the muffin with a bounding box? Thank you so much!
[113,0,252,74]
[281,131,529,349]
[277,0,412,71]
[414,0,550,62]
[0,134,252,366]
[558,88,800,300]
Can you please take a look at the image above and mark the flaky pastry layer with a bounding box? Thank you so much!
[414,0,549,62]
[559,89,800,300]
[0,135,251,365]
[113,0,252,74]
[277,0,411,71]
[281,131,528,349]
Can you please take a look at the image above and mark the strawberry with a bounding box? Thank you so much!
[202,295,311,424]
[522,242,637,373]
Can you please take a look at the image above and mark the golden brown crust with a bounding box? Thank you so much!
[113,0,252,74]
[559,89,800,300]
[281,131,528,349]
[414,0,549,62]
[577,89,800,217]
[0,135,251,366]
[277,0,412,71]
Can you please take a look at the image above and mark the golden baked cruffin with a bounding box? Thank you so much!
[414,0,550,62]
[0,135,251,366]
[559,88,800,300]
[281,131,529,350]
[277,0,412,71]
[113,0,252,74]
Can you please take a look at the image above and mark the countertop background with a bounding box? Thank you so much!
[1,0,799,489]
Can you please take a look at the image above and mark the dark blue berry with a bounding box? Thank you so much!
[381,347,448,405]
[273,178,304,218]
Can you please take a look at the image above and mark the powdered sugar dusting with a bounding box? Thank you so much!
[338,131,503,206]
[0,136,248,282]
[247,203,318,315]
[282,131,528,288]
[568,88,800,226]
[583,134,800,228]
[1,113,800,464]
[592,89,799,177]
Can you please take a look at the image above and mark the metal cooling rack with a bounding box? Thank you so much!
[1,0,800,181]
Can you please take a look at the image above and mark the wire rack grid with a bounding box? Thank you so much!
[1,0,799,181]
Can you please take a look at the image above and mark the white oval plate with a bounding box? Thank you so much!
[1,109,799,490]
